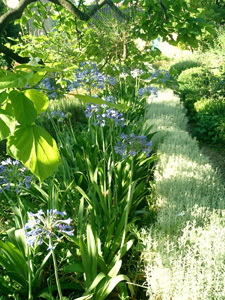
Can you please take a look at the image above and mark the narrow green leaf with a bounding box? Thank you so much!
[108,260,122,277]
[0,109,15,140]
[74,94,128,110]
[7,124,61,182]
[8,90,37,125]
[24,89,49,114]
[85,272,106,294]
[73,295,93,300]
[97,275,130,300]
[87,224,97,281]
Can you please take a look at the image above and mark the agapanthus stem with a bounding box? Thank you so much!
[28,247,33,300]
[51,242,63,300]
[121,157,134,249]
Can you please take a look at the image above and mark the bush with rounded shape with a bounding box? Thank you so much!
[178,67,211,99]
[194,97,225,116]
[169,60,201,79]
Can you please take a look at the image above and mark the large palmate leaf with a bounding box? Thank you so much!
[71,94,128,110]
[0,91,7,105]
[8,90,37,125]
[0,72,33,89]
[0,109,15,140]
[7,124,61,182]
[24,89,49,114]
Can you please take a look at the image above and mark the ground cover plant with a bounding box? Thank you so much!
[142,90,225,299]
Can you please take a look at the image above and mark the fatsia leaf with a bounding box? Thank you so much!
[0,72,33,89]
[24,89,49,114]
[7,124,61,182]
[8,90,37,125]
[0,90,7,105]
[0,109,15,140]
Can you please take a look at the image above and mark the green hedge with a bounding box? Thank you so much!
[169,60,201,79]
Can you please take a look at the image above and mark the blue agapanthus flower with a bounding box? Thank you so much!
[85,103,125,127]
[48,110,67,122]
[138,86,158,98]
[25,209,74,250]
[115,133,153,159]
[0,158,32,194]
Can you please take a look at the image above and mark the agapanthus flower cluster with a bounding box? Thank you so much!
[41,78,56,99]
[114,133,153,159]
[105,76,117,86]
[48,110,67,122]
[67,62,116,92]
[24,209,74,250]
[85,103,125,127]
[102,95,117,103]
[150,69,170,83]
[0,158,32,194]
[138,86,158,98]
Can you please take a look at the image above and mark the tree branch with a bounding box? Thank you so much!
[0,0,127,63]
[0,44,30,63]
[0,0,36,36]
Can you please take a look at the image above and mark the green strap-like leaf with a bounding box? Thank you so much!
[7,124,61,182]
[0,109,15,140]
[74,94,128,110]
[8,90,37,125]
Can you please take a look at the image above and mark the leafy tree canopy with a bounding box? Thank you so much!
[0,0,216,64]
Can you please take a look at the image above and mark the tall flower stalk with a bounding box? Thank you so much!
[24,209,74,300]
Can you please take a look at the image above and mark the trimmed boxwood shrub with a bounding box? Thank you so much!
[178,67,211,99]
[193,97,225,143]
[194,97,225,116]
[177,67,213,116]
[169,60,201,79]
